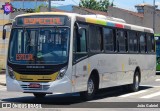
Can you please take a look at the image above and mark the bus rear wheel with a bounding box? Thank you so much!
[80,75,97,100]
[33,93,46,98]
[130,71,140,92]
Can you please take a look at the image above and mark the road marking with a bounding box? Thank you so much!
[140,85,160,88]
[0,88,6,91]
[141,91,160,99]
[119,90,148,97]
[155,79,160,81]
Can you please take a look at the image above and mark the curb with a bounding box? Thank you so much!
[0,82,6,86]
[0,70,5,74]
[0,71,6,86]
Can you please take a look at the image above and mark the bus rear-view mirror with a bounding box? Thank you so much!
[2,29,6,40]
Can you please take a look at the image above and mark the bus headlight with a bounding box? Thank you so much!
[57,67,67,80]
[8,66,15,79]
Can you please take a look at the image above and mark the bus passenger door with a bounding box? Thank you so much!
[72,24,88,92]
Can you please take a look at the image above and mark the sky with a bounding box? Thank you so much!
[51,0,160,11]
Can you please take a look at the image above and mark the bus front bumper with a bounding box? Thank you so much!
[6,75,73,95]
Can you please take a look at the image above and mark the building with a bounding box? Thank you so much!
[0,0,11,69]
[10,0,47,19]
[73,6,107,16]
[73,3,160,33]
[107,3,160,33]
[10,0,47,9]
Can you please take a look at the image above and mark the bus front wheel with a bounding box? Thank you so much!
[33,93,46,98]
[80,75,97,100]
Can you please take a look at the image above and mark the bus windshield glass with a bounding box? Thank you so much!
[8,27,70,64]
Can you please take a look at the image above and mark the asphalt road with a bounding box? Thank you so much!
[0,74,160,111]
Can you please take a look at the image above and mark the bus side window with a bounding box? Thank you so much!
[117,30,126,52]
[128,31,138,53]
[99,27,104,52]
[147,33,153,53]
[125,31,128,52]
[103,27,114,52]
[145,34,148,53]
[73,26,78,53]
[113,29,117,52]
[78,28,87,52]
[89,25,102,52]
[151,34,155,52]
[140,33,146,53]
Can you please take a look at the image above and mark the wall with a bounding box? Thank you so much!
[107,6,143,27]
[73,6,93,15]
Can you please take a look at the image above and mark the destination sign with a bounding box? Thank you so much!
[16,16,66,26]
[16,54,34,61]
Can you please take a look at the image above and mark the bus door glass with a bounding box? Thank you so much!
[73,23,88,91]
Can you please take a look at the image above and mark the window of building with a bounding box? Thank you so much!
[103,28,114,52]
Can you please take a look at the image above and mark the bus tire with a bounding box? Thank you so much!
[80,75,96,100]
[130,71,140,92]
[33,93,46,98]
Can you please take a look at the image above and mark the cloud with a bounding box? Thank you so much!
[156,2,160,6]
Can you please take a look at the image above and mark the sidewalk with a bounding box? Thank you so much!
[0,73,6,86]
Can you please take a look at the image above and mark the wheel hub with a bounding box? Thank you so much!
[135,75,139,89]
[88,79,94,94]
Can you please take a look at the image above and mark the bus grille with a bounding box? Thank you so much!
[21,84,50,91]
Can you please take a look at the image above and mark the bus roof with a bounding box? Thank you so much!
[14,12,154,33]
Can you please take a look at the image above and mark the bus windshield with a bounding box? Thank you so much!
[8,27,70,64]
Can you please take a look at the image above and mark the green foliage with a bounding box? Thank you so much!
[34,4,47,12]
[79,0,114,12]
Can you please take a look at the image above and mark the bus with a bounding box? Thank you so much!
[154,34,160,72]
[2,12,156,100]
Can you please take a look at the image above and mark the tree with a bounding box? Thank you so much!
[79,0,114,12]
[34,4,47,12]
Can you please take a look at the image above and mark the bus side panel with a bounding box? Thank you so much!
[139,54,156,82]
[87,53,156,89]
[72,59,89,92]
[88,54,133,89]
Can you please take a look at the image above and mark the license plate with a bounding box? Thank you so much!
[29,83,41,88]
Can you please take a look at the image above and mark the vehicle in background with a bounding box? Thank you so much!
[155,34,160,72]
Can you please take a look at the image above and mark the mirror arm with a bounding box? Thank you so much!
[3,23,12,29]
[75,22,80,29]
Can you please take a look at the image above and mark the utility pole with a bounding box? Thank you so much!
[48,0,51,12]
[153,0,155,32]
[35,0,37,8]
[23,0,24,9]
